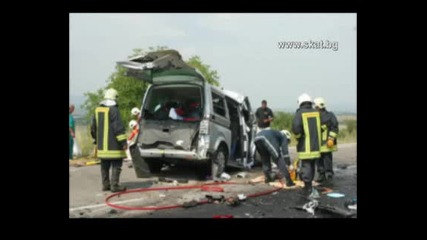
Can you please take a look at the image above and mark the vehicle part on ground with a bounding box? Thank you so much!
[105,181,286,211]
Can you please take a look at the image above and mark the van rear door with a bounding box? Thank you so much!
[117,50,205,85]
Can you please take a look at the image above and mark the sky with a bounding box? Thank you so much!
[70,13,356,113]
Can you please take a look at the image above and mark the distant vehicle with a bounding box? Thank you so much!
[117,50,257,178]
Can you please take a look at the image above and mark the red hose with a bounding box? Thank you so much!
[105,181,284,211]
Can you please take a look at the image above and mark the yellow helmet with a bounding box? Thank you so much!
[314,97,326,109]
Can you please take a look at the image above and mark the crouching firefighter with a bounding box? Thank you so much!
[254,129,295,187]
[292,93,321,197]
[91,88,127,192]
[314,97,339,183]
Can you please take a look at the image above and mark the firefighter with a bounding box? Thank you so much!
[91,88,127,192]
[292,93,321,198]
[313,97,339,183]
[254,129,295,187]
[125,120,140,161]
[131,107,141,122]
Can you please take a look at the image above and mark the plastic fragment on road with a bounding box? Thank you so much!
[320,187,334,194]
[237,194,247,200]
[86,160,101,166]
[302,200,319,215]
[327,192,345,198]
[237,172,248,178]
[269,181,299,189]
[249,175,265,184]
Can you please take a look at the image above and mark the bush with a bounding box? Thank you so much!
[270,112,294,131]
[344,119,357,134]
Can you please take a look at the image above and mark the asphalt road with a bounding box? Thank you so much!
[69,143,356,218]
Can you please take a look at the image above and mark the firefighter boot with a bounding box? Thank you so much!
[277,170,295,187]
[111,167,126,192]
[264,172,276,183]
[315,173,326,183]
[303,181,312,196]
[101,165,110,191]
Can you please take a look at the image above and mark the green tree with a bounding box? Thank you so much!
[187,56,220,86]
[82,47,221,126]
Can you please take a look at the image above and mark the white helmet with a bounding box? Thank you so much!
[314,97,326,109]
[280,130,292,140]
[131,107,140,116]
[104,88,118,100]
[129,120,138,129]
[297,93,312,107]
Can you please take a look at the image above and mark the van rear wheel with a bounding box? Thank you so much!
[211,145,228,179]
[144,159,163,173]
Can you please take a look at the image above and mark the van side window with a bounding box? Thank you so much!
[212,92,226,117]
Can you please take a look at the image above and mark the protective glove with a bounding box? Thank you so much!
[327,137,335,148]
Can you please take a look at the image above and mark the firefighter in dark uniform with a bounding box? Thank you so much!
[91,88,127,192]
[254,129,295,187]
[313,97,339,183]
[292,93,321,197]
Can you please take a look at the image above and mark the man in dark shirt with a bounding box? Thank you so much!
[255,100,274,132]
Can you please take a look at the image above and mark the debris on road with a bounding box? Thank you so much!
[205,194,225,203]
[344,198,357,210]
[182,200,199,208]
[327,192,345,198]
[317,204,356,218]
[158,177,189,184]
[86,160,101,166]
[319,187,334,194]
[237,172,248,178]
[269,181,300,189]
[237,194,247,201]
[302,200,319,215]
[249,175,265,184]
[225,197,240,207]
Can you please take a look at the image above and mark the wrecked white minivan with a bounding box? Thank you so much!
[117,50,257,178]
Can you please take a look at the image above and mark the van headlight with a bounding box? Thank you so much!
[200,120,209,135]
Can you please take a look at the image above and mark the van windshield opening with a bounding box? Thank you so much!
[142,85,203,121]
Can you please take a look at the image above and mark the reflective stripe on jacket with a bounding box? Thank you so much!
[254,129,291,165]
[91,105,127,159]
[292,104,321,160]
[319,109,339,152]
